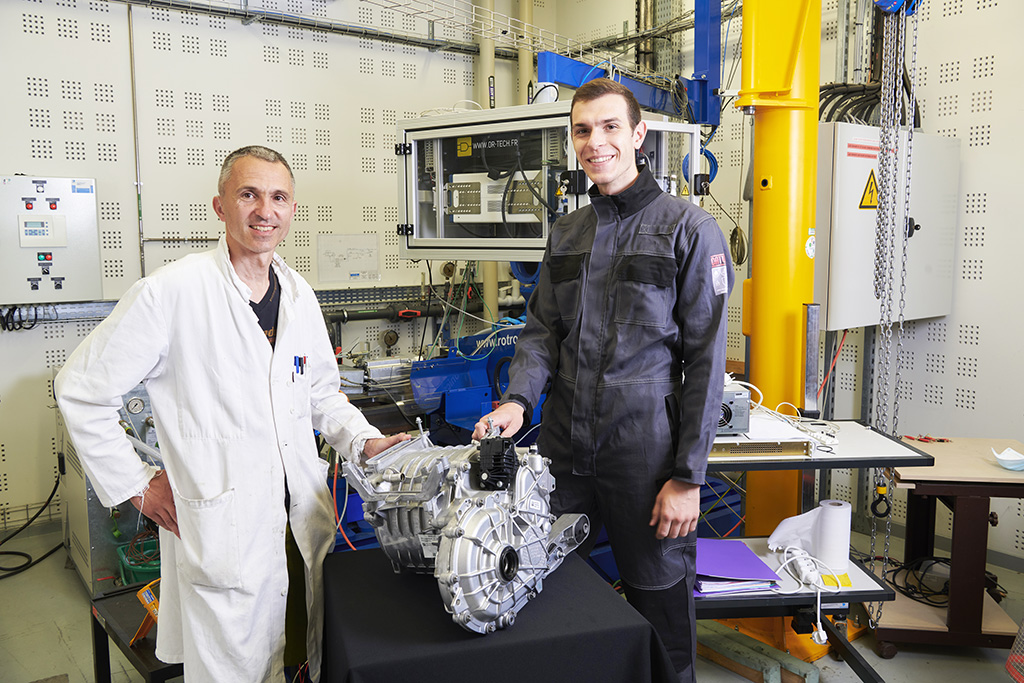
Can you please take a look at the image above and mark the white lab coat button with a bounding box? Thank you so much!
[281,589,287,596]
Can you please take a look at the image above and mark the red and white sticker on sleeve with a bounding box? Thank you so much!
[710,253,728,295]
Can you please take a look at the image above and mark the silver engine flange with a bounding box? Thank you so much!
[342,429,589,634]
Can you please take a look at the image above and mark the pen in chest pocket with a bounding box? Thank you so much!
[292,355,307,381]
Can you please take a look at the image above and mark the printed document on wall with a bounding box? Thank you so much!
[318,233,381,283]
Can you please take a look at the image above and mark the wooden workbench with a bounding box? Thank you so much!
[876,437,1024,652]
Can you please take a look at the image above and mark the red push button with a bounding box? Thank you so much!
[49,202,57,210]
[25,202,33,210]
[45,254,52,261]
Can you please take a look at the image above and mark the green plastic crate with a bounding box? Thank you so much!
[116,538,161,586]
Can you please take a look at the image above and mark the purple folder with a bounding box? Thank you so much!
[695,538,779,594]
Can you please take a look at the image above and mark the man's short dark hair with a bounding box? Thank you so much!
[570,78,642,130]
[218,146,294,195]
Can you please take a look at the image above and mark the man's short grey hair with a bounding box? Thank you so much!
[218,146,295,195]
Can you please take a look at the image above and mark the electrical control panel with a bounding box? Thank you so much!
[397,102,702,261]
[815,123,961,331]
[1,175,103,305]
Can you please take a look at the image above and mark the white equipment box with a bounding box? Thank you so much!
[397,102,701,261]
[1,175,103,305]
[815,123,960,331]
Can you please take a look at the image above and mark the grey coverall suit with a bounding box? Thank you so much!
[502,165,733,681]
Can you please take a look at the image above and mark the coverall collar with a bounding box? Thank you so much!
[587,164,662,218]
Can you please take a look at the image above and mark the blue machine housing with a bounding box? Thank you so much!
[409,326,543,439]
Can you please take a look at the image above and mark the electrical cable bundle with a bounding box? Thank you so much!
[819,68,920,126]
[122,529,160,567]
[0,477,62,581]
[0,306,44,331]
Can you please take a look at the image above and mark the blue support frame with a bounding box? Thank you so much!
[535,2,722,125]
[680,0,722,126]
[537,52,674,116]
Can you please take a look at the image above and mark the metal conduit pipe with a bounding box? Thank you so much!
[116,0,520,60]
[325,300,484,325]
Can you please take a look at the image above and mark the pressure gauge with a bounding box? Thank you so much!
[126,397,145,414]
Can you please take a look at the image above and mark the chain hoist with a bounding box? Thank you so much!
[866,0,919,629]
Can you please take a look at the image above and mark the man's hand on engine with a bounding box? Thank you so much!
[472,402,525,441]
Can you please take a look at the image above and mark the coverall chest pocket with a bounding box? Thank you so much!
[549,253,585,323]
[614,255,677,328]
[175,488,243,590]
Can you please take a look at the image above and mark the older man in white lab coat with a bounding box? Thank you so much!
[55,146,407,682]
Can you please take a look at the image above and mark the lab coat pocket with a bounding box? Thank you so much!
[292,369,312,418]
[175,488,242,590]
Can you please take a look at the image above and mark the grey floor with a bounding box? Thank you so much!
[1,523,1021,683]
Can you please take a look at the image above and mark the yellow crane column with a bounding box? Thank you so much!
[735,0,821,535]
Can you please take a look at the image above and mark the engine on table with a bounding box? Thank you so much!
[341,424,589,634]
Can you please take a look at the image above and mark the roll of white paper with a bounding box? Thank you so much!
[813,499,852,574]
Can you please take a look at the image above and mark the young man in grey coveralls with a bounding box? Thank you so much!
[474,79,733,682]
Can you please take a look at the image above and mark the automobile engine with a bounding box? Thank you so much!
[342,425,589,634]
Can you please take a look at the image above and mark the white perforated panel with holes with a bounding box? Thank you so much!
[3,2,139,297]
[128,2,495,286]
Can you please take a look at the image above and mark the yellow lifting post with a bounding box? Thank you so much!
[735,0,821,536]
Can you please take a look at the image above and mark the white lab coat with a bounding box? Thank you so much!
[55,237,382,682]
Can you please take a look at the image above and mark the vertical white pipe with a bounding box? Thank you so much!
[518,0,533,105]
[476,0,496,109]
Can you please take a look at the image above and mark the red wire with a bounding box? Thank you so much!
[332,459,357,552]
[722,516,745,538]
[816,329,848,399]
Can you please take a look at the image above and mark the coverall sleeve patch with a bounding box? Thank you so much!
[711,253,729,295]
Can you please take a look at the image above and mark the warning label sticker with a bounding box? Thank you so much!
[859,169,879,209]
[846,139,880,160]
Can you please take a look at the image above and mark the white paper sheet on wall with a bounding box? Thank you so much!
[317,233,380,282]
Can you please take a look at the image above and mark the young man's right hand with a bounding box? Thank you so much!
[471,402,526,441]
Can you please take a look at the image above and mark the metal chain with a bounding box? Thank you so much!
[892,10,919,437]
[873,12,898,437]
[867,5,915,628]
[867,16,898,627]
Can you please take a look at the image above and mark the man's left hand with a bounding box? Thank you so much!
[364,433,411,459]
[649,479,701,540]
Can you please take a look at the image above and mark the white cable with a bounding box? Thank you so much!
[126,434,163,466]
[514,422,541,446]
[728,379,763,409]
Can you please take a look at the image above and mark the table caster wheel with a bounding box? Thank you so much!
[875,640,898,659]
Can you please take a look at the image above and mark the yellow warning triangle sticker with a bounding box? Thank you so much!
[859,169,879,209]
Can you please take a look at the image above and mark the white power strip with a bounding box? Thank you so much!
[787,547,820,585]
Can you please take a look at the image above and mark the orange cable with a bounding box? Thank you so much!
[332,459,357,552]
[816,329,849,399]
